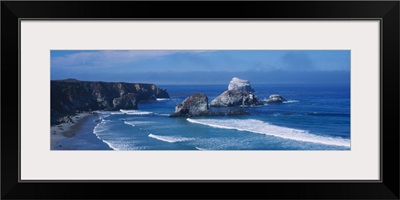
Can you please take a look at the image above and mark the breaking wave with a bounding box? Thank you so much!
[124,121,153,126]
[92,119,117,150]
[186,118,350,148]
[148,134,194,143]
[283,100,299,103]
[195,147,210,151]
[155,113,170,116]
[120,109,153,115]
[156,98,171,101]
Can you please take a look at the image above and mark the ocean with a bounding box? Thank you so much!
[65,84,351,150]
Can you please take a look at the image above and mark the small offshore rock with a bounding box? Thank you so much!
[263,94,287,104]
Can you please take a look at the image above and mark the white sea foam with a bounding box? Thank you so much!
[155,113,170,116]
[94,112,110,119]
[186,118,350,148]
[95,110,124,115]
[283,100,299,103]
[110,112,124,115]
[195,147,209,151]
[148,134,194,143]
[101,140,119,150]
[120,109,153,115]
[124,121,135,126]
[101,114,110,119]
[124,121,153,126]
[91,119,117,150]
[156,98,171,101]
[93,119,108,133]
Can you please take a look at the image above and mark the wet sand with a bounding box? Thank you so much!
[51,113,92,150]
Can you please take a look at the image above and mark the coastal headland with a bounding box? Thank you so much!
[51,79,170,149]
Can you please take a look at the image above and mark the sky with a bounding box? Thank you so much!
[51,50,350,85]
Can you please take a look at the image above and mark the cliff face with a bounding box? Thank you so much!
[51,79,170,125]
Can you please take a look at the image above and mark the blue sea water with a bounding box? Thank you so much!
[88,84,350,150]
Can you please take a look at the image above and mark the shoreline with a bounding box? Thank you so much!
[51,113,91,149]
[51,112,112,150]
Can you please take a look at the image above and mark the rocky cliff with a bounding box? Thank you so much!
[51,79,170,125]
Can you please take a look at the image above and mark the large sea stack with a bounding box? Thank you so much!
[210,77,263,107]
[263,94,287,104]
[51,79,170,125]
[169,93,212,117]
[228,77,254,92]
[169,93,249,117]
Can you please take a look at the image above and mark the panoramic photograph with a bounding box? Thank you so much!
[51,50,350,150]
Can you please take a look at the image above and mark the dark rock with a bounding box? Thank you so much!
[112,93,138,110]
[57,115,73,124]
[210,90,263,107]
[51,79,170,125]
[155,87,170,99]
[170,93,211,117]
[263,94,287,104]
[169,93,250,117]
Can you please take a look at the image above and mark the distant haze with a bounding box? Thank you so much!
[51,50,350,85]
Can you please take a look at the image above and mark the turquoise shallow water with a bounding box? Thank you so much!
[69,83,351,151]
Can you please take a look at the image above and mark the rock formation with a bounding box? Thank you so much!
[169,93,249,117]
[210,90,263,107]
[169,93,211,117]
[210,77,263,107]
[228,77,254,92]
[51,79,170,125]
[263,94,287,104]
[112,93,138,110]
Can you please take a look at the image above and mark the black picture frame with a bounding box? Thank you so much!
[2,1,399,199]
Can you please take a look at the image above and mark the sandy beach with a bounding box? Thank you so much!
[51,112,93,149]
[51,111,113,150]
